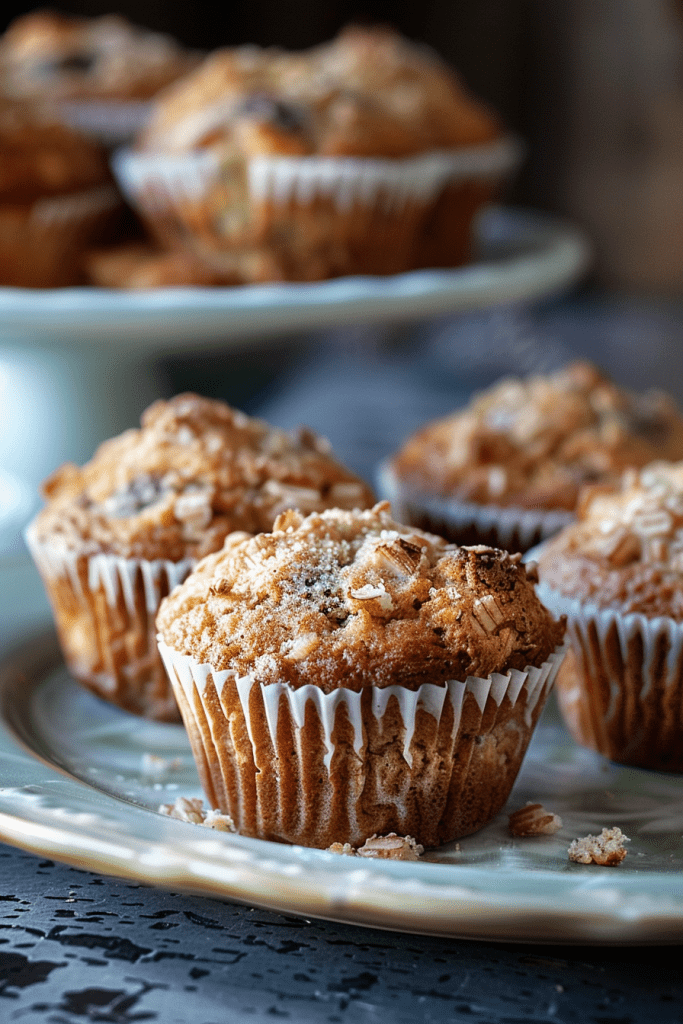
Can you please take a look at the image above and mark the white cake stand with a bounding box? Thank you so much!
[0,205,591,550]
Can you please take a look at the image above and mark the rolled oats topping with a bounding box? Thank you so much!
[390,361,683,512]
[31,393,374,561]
[538,461,683,617]
[156,502,565,691]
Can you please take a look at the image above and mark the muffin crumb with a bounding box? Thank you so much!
[141,753,182,779]
[508,802,562,836]
[328,834,424,860]
[159,796,236,832]
[568,827,629,865]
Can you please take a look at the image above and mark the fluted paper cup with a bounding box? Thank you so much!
[112,135,523,281]
[0,184,121,287]
[57,99,153,146]
[25,520,194,721]
[534,570,683,772]
[158,638,564,848]
[377,460,573,555]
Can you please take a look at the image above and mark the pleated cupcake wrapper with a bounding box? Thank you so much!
[0,184,121,287]
[24,522,193,719]
[158,638,564,846]
[28,184,121,228]
[57,99,153,146]
[377,460,573,553]
[113,135,522,217]
[535,576,683,770]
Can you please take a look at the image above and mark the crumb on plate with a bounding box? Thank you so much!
[328,833,424,860]
[158,796,235,832]
[568,826,630,865]
[509,802,563,836]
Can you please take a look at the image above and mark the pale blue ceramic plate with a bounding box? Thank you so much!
[0,631,681,944]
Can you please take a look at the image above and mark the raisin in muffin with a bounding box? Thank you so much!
[0,95,119,286]
[156,502,565,848]
[25,393,374,721]
[112,25,520,283]
[535,461,683,771]
[382,361,683,553]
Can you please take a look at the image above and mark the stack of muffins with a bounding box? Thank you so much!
[29,391,566,850]
[0,15,521,287]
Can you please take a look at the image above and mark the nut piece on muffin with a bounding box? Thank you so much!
[535,460,683,771]
[0,95,119,285]
[156,501,565,849]
[25,393,374,721]
[382,361,683,553]
[111,25,519,284]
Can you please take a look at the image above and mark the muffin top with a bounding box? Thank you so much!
[31,393,374,562]
[537,461,683,619]
[0,95,109,202]
[140,25,500,157]
[156,502,564,691]
[389,362,683,512]
[0,9,200,101]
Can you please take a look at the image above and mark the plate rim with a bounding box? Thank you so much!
[0,206,592,347]
[1,629,683,945]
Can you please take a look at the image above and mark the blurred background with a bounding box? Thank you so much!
[4,0,683,293]
[4,0,683,566]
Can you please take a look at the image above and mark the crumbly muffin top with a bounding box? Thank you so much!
[140,25,500,157]
[0,9,200,101]
[31,393,374,562]
[537,461,683,618]
[157,502,564,691]
[0,95,109,202]
[390,362,683,512]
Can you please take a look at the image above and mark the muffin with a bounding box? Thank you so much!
[381,361,683,553]
[25,394,374,721]
[0,10,201,143]
[535,461,683,771]
[113,25,520,283]
[156,502,565,848]
[0,95,120,286]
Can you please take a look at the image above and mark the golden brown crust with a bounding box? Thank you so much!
[140,25,500,157]
[538,461,683,618]
[390,362,683,513]
[31,393,374,562]
[157,502,565,690]
[0,9,200,101]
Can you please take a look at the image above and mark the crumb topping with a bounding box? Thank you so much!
[31,393,374,561]
[568,827,629,866]
[0,10,199,101]
[390,362,683,512]
[156,502,565,692]
[538,461,683,617]
[141,25,499,157]
[508,802,562,836]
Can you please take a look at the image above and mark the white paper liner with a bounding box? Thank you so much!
[25,520,194,719]
[377,460,574,553]
[112,135,523,216]
[57,99,153,145]
[534,574,683,769]
[158,637,564,844]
